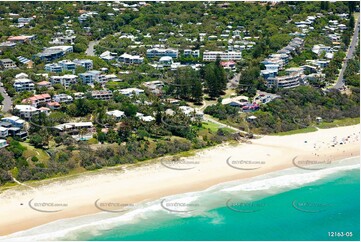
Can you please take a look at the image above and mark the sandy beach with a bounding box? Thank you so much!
[0,125,359,236]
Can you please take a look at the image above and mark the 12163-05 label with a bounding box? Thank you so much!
[328,232,353,237]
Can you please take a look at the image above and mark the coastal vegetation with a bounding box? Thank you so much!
[0,1,359,186]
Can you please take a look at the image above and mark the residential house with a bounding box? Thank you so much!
[146,48,178,58]
[36,81,52,89]
[46,101,61,110]
[1,116,25,128]
[90,90,113,100]
[222,96,249,107]
[100,51,117,61]
[0,58,17,69]
[106,110,125,120]
[14,105,39,119]
[74,92,85,99]
[13,78,35,92]
[54,122,93,134]
[118,53,144,64]
[0,139,8,148]
[53,94,73,103]
[0,127,8,138]
[118,87,144,97]
[22,93,51,107]
[159,56,173,66]
[136,112,155,122]
[36,46,73,62]
[183,49,200,58]
[179,106,204,120]
[17,56,33,68]
[7,35,35,43]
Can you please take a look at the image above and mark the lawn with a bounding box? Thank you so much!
[20,142,50,164]
[316,117,360,129]
[201,121,234,133]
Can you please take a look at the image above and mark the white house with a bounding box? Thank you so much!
[14,105,39,119]
[13,78,35,92]
[118,88,144,97]
[106,110,125,120]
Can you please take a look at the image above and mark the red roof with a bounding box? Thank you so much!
[21,93,51,104]
[47,102,60,106]
[36,81,50,86]
[221,61,236,67]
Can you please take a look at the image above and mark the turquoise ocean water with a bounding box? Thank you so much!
[2,157,360,241]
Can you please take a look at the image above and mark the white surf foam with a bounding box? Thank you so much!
[1,156,359,241]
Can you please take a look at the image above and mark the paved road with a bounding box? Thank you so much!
[0,84,13,112]
[85,40,100,56]
[333,16,360,89]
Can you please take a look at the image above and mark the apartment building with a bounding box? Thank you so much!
[13,78,35,92]
[0,58,17,69]
[74,59,93,70]
[79,70,102,85]
[146,48,178,58]
[58,60,76,71]
[50,75,78,88]
[45,63,63,73]
[1,116,25,128]
[22,93,51,107]
[36,46,73,62]
[90,90,113,100]
[202,51,242,61]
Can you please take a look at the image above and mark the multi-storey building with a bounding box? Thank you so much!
[21,93,51,107]
[53,94,73,103]
[50,75,78,88]
[202,51,242,61]
[90,90,113,100]
[146,48,178,58]
[13,78,35,92]
[118,53,144,64]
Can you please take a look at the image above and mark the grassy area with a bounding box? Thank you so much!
[20,142,50,163]
[202,121,234,133]
[317,117,360,129]
[273,126,318,136]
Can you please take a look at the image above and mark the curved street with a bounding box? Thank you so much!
[0,84,13,112]
[333,15,360,89]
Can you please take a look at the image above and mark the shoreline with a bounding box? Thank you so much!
[0,125,359,236]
